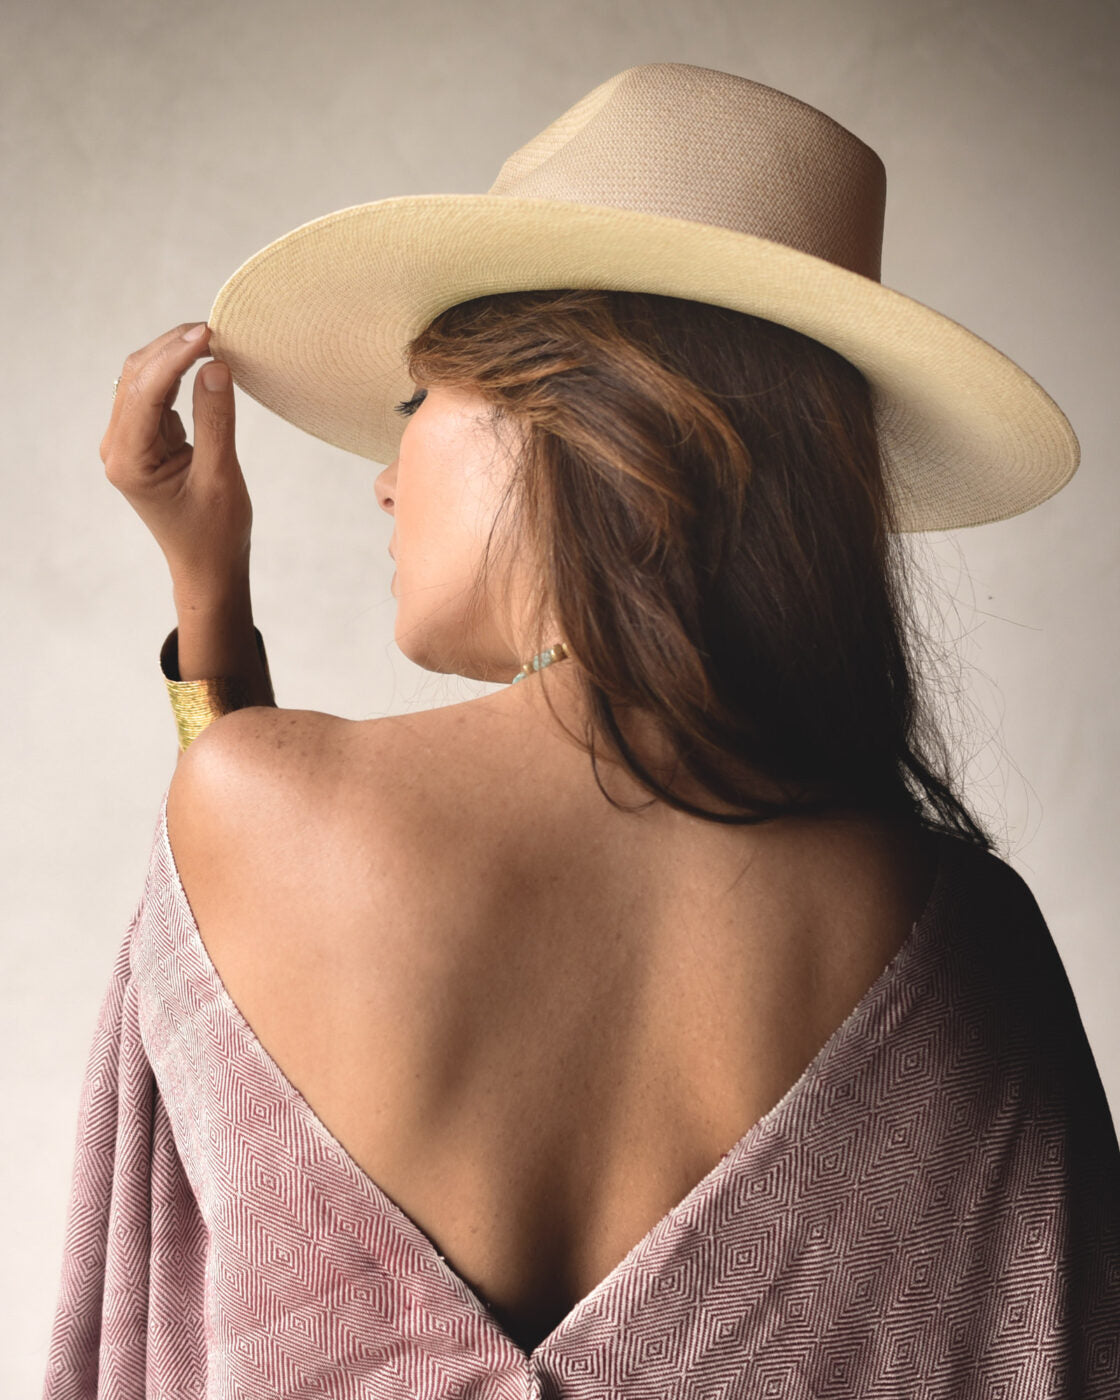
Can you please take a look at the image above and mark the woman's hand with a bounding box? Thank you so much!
[101,322,252,598]
[102,321,273,705]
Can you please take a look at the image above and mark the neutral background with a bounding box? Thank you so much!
[5,0,1117,1385]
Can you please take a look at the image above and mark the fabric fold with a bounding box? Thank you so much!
[43,820,210,1400]
[41,790,1120,1398]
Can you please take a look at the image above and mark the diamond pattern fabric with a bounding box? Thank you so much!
[42,788,1120,1397]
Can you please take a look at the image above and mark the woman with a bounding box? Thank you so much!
[45,63,1119,1398]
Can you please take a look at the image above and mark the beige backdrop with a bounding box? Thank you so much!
[6,0,1117,1385]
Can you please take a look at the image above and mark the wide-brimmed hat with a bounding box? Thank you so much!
[207,62,1079,532]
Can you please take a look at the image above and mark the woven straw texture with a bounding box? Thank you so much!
[207,63,1079,533]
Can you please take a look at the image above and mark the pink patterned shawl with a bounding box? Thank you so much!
[42,788,1120,1398]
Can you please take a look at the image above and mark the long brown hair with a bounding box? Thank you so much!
[403,288,996,851]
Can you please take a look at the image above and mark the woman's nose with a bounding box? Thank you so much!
[374,463,396,513]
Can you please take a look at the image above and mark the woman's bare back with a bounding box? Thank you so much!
[167,690,942,1354]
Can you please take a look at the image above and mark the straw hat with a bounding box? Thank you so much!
[207,62,1079,532]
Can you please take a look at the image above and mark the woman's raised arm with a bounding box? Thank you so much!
[101,322,276,747]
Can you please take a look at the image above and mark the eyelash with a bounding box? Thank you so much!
[394,389,428,418]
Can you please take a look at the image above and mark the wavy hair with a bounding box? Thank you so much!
[402,288,995,850]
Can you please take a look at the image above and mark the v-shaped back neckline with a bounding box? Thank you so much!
[155,787,954,1365]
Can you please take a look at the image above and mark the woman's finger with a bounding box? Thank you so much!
[100,319,254,594]
[103,322,207,455]
[108,323,206,417]
[105,324,211,469]
[187,357,240,485]
[163,406,188,451]
[157,329,206,416]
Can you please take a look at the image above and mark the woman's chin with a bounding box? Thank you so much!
[391,622,508,684]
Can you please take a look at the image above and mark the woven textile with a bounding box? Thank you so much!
[43,788,1120,1398]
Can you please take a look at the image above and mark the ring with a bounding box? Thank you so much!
[113,375,122,400]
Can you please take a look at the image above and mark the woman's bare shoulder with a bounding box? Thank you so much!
[168,703,350,823]
[165,705,374,914]
[163,698,483,901]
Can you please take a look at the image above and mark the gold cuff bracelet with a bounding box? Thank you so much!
[159,627,273,752]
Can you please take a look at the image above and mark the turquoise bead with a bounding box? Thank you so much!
[510,643,566,686]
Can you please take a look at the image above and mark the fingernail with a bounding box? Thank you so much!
[202,362,229,391]
[183,323,208,341]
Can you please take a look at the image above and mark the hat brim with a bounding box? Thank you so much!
[208,195,1079,532]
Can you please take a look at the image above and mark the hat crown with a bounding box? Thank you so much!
[488,63,887,283]
[208,63,1079,530]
